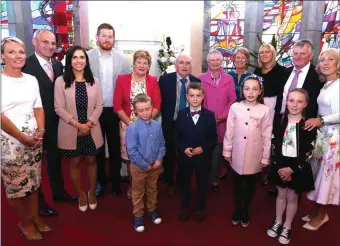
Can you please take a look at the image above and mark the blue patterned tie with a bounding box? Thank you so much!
[179,78,187,110]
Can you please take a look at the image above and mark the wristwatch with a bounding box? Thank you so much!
[319,117,325,127]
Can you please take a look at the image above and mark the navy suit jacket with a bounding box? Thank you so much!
[159,72,200,124]
[175,107,217,164]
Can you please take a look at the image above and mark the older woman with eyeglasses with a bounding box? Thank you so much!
[1,37,51,241]
[227,47,252,101]
[114,50,161,199]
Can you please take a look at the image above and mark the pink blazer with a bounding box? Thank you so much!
[199,68,237,143]
[54,76,104,150]
[113,73,161,116]
[223,102,272,175]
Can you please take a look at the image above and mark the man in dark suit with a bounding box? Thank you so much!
[23,30,76,216]
[270,39,323,197]
[175,83,217,222]
[159,54,200,196]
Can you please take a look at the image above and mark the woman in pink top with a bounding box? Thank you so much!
[199,50,236,191]
[223,74,272,227]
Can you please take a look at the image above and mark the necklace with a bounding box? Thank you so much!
[132,73,145,82]
[1,70,24,78]
[323,78,339,89]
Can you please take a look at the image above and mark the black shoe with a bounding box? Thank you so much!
[179,209,190,221]
[111,189,122,196]
[95,183,106,197]
[268,188,278,197]
[278,227,292,244]
[53,192,78,203]
[195,210,206,222]
[212,184,219,192]
[241,213,250,228]
[267,221,283,238]
[231,212,241,225]
[219,173,227,180]
[39,203,59,217]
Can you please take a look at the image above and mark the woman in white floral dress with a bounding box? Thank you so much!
[1,37,51,240]
[303,48,340,231]
[114,50,161,198]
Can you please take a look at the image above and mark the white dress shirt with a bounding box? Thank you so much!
[35,52,53,75]
[280,62,311,113]
[173,73,190,120]
[190,106,201,125]
[98,49,114,107]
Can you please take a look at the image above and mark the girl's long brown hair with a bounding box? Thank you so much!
[282,88,309,127]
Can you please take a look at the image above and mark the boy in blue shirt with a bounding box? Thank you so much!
[126,93,166,232]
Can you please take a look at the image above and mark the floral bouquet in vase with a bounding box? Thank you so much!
[157,35,184,75]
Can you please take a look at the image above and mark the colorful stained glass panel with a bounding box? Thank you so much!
[321,0,340,51]
[262,0,303,67]
[210,1,246,70]
[1,1,9,38]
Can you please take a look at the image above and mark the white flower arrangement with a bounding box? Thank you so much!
[157,35,185,75]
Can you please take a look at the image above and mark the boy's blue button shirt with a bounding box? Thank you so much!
[126,118,166,171]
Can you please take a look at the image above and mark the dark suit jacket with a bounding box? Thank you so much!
[175,107,217,165]
[275,64,323,123]
[159,72,200,124]
[23,54,64,146]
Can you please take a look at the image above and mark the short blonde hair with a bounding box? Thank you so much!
[1,36,26,54]
[133,50,151,66]
[316,48,340,82]
[258,43,277,68]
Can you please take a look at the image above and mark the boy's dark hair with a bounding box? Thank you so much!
[186,82,205,94]
[132,93,153,108]
[96,23,115,36]
[239,74,265,104]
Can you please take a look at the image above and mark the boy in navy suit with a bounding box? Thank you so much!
[175,83,217,222]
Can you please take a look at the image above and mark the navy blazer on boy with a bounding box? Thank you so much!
[175,107,217,163]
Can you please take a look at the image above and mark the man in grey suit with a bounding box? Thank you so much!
[87,23,131,197]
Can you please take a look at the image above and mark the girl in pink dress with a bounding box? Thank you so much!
[223,74,272,227]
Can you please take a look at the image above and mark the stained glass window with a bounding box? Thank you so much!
[262,0,303,67]
[30,0,74,55]
[1,1,9,38]
[321,0,340,51]
[210,1,246,71]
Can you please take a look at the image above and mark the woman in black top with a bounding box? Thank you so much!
[254,44,286,125]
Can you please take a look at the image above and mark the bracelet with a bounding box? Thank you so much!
[37,128,45,132]
[71,120,76,127]
[319,117,325,127]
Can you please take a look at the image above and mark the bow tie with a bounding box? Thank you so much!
[191,110,201,116]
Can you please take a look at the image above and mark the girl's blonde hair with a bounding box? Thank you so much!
[258,43,277,69]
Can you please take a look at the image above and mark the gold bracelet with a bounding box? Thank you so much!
[72,120,76,127]
[37,128,45,132]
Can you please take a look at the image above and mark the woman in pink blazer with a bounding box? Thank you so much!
[199,49,237,191]
[113,50,161,199]
[55,46,104,212]
[223,74,272,227]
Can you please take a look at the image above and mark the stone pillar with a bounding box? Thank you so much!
[79,1,89,49]
[243,1,264,72]
[201,0,212,73]
[72,0,81,46]
[299,0,325,65]
[6,1,34,54]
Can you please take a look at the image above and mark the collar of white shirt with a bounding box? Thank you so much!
[177,73,190,81]
[293,61,310,74]
[97,48,113,58]
[35,52,52,67]
[190,106,202,114]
